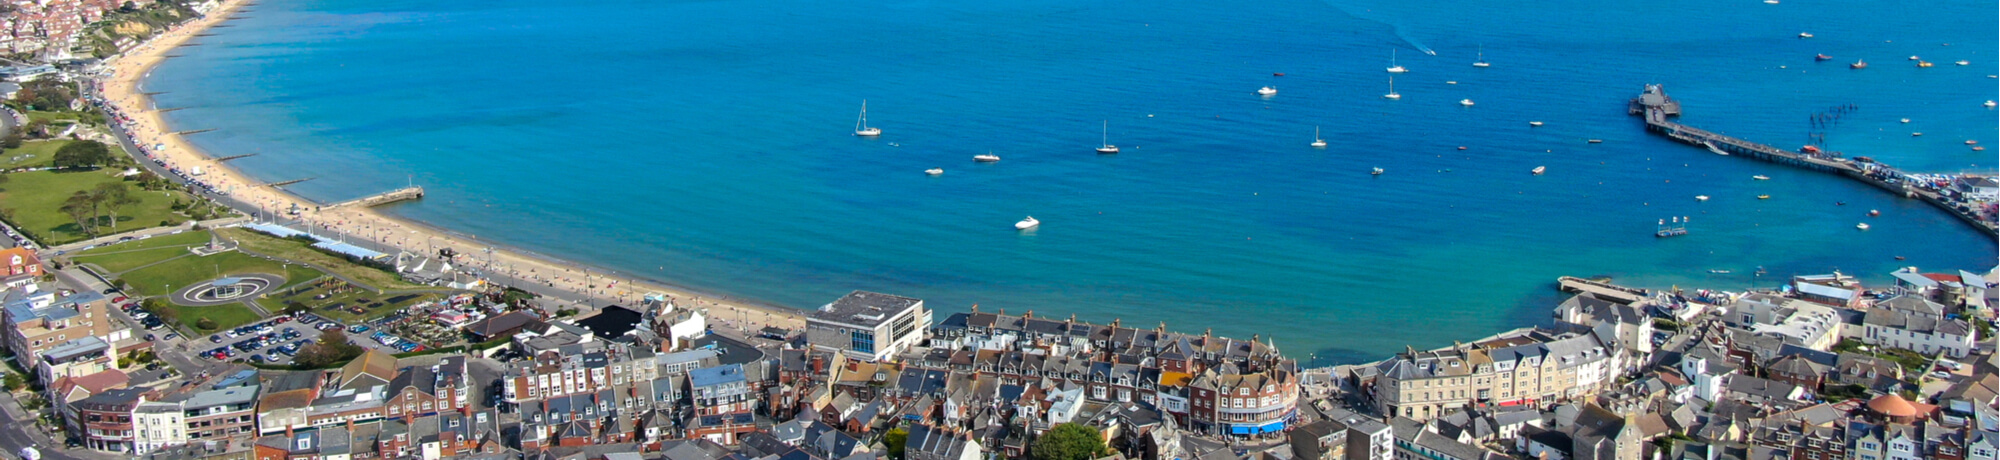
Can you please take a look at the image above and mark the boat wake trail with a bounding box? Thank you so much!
[1323,2,1434,55]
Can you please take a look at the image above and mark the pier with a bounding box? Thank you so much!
[1556,276,1649,304]
[1630,85,1998,236]
[328,186,426,209]
[264,177,314,188]
[173,128,216,136]
[215,153,258,162]
[156,107,188,114]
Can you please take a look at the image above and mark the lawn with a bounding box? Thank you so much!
[216,227,423,290]
[1,139,72,169]
[162,302,263,334]
[257,282,437,324]
[24,110,103,128]
[118,250,325,297]
[69,230,213,273]
[0,169,196,245]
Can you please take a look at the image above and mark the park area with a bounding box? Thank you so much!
[0,165,201,245]
[215,227,425,290]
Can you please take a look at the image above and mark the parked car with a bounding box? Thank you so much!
[349,325,370,333]
[163,333,179,341]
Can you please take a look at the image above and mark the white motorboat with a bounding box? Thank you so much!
[1798,32,1813,38]
[1907,55,1920,60]
[1912,132,1924,137]
[1764,0,1778,4]
[1096,120,1119,154]
[1257,86,1278,96]
[974,153,1001,162]
[1015,216,1040,230]
[1529,121,1544,127]
[1752,175,1770,180]
[1384,76,1400,99]
[1956,60,1971,66]
[1386,49,1407,73]
[1900,118,1911,123]
[1531,166,1546,175]
[1985,100,1997,108]
[1696,195,1710,201]
[854,100,881,136]
[1856,223,1870,230]
[1371,167,1383,175]
[1472,45,1490,68]
[1459,99,1475,106]
[925,168,943,175]
[1311,126,1327,148]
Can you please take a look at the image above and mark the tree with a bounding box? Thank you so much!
[296,329,364,368]
[60,191,96,236]
[195,317,217,331]
[52,140,113,168]
[1030,423,1109,460]
[883,427,909,460]
[92,182,138,230]
[1,131,20,148]
[147,298,179,325]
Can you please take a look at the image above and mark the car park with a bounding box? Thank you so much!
[348,325,370,333]
[210,335,224,343]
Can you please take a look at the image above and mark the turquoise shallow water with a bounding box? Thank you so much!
[149,0,1997,364]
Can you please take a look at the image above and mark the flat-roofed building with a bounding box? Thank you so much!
[806,291,931,362]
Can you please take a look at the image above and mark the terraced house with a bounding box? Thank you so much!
[1370,328,1623,420]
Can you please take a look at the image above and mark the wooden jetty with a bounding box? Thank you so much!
[173,128,216,136]
[215,153,258,162]
[1630,84,1998,236]
[1556,276,1649,304]
[328,186,426,209]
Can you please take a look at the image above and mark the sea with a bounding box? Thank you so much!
[146,0,1998,365]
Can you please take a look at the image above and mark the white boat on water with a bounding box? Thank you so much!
[1764,0,1778,4]
[925,168,943,175]
[1956,60,1971,66]
[1257,86,1278,96]
[1856,223,1870,230]
[1900,118,1911,123]
[1798,32,1813,38]
[1752,175,1770,180]
[1459,99,1475,106]
[1015,216,1040,230]
[1529,121,1544,127]
[1531,166,1546,175]
[1096,120,1119,154]
[1386,49,1407,73]
[974,153,1001,162]
[854,100,881,136]
[1371,167,1383,175]
[1472,45,1490,68]
[1985,100,1997,108]
[1311,126,1327,148]
[1696,195,1710,201]
[1384,76,1400,99]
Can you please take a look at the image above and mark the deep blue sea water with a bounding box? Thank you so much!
[148,0,1997,364]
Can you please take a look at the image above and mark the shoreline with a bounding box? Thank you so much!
[95,0,808,333]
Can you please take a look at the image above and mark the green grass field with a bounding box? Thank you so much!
[216,227,423,290]
[118,250,325,297]
[0,169,196,245]
[69,230,213,273]
[165,302,264,334]
[256,284,437,324]
[1,139,73,169]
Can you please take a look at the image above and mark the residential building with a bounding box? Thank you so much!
[3,289,113,367]
[806,290,931,362]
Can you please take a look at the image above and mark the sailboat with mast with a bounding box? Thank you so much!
[853,100,881,136]
[1096,120,1119,154]
[1386,49,1407,73]
[1472,45,1490,67]
[1384,76,1400,99]
[1311,127,1327,148]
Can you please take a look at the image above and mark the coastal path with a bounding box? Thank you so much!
[1629,84,1999,236]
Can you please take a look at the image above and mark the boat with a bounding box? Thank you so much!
[974,153,1000,162]
[1752,175,1770,180]
[1815,54,1833,61]
[925,168,943,175]
[1916,60,1934,68]
[1529,121,1544,127]
[1311,127,1327,148]
[1908,55,1920,60]
[1985,100,1997,108]
[1472,45,1490,68]
[1257,86,1278,96]
[1704,141,1730,156]
[1273,72,1286,76]
[1912,132,1923,137]
[1757,195,1771,199]
[1856,223,1870,230]
[854,100,881,136]
[1708,269,1731,274]
[1531,166,1546,175]
[1384,76,1400,99]
[1586,139,1603,143]
[1096,120,1119,154]
[1459,99,1475,106]
[1371,167,1383,175]
[1386,49,1407,73]
[1696,195,1710,201]
[1868,209,1880,216]
[1976,146,1988,151]
[1900,118,1910,123]
[1798,32,1813,38]
[1967,140,1979,145]
[1015,216,1039,230]
[1850,59,1867,69]
[1956,60,1971,66]
[1764,0,1777,3]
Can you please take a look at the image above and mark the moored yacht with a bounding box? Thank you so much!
[1257,86,1278,96]
[854,100,881,136]
[1096,120,1119,154]
[974,153,1001,162]
[925,168,943,175]
[1311,126,1327,148]
[1386,49,1407,73]
[1015,216,1040,230]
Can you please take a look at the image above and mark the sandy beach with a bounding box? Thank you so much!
[98,0,805,333]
